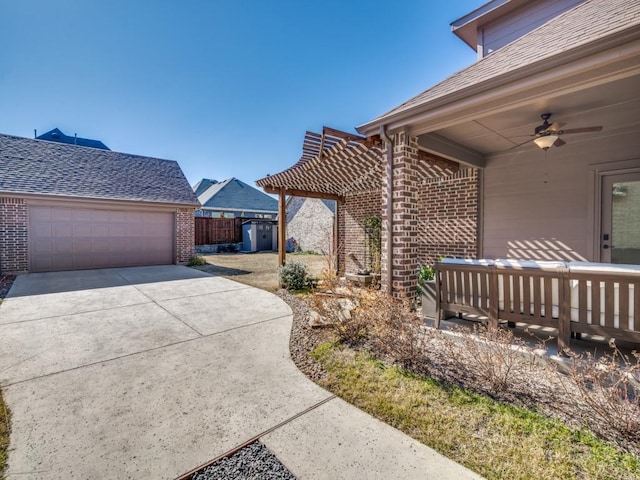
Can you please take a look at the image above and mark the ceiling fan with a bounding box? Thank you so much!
[511,113,603,150]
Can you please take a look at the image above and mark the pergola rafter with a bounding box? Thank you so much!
[255,126,461,265]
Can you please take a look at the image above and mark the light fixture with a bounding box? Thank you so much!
[533,134,559,150]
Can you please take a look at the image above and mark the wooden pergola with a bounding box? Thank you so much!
[256,126,460,266]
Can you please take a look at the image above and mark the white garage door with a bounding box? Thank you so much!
[30,205,174,272]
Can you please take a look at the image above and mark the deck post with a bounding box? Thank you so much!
[488,265,499,330]
[558,268,571,354]
[278,188,286,266]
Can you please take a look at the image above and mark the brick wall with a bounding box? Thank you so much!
[176,208,196,263]
[337,190,382,275]
[0,197,28,274]
[384,131,421,296]
[336,135,479,299]
[417,168,478,265]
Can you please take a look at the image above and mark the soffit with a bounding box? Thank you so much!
[423,73,640,157]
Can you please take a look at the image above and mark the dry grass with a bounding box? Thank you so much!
[304,284,640,477]
[194,252,327,292]
[312,344,640,480]
[0,389,9,480]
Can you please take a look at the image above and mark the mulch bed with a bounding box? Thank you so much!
[0,275,15,300]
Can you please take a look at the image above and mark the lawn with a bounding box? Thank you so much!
[0,389,8,480]
[313,343,640,480]
[195,252,328,291]
[0,276,12,479]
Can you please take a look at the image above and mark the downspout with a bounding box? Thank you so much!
[379,125,393,295]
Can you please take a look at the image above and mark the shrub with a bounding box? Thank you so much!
[416,264,435,296]
[561,345,640,450]
[279,261,309,291]
[187,255,207,266]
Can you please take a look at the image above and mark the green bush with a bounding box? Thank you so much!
[417,264,435,295]
[187,255,207,266]
[279,262,309,291]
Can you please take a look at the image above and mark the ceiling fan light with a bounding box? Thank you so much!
[533,134,559,150]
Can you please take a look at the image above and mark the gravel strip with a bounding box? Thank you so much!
[190,441,296,480]
[277,290,331,382]
[0,275,15,300]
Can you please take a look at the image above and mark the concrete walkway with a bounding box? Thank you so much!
[0,266,481,479]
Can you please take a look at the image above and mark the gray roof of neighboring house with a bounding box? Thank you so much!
[361,0,640,128]
[36,128,110,150]
[0,133,199,206]
[196,177,278,213]
[193,178,218,197]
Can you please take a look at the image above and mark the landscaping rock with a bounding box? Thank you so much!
[308,310,333,328]
[190,441,296,480]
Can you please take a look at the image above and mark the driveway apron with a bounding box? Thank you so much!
[0,266,481,479]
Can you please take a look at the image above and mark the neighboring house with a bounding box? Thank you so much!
[194,177,278,218]
[258,0,640,298]
[36,127,110,150]
[286,197,335,253]
[0,133,199,274]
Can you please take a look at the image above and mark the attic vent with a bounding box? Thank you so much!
[51,132,60,138]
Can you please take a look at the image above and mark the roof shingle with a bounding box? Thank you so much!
[197,177,278,213]
[364,0,640,126]
[0,133,199,206]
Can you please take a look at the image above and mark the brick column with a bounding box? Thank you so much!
[381,131,421,298]
[175,208,195,263]
[0,197,29,274]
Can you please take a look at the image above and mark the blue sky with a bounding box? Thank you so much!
[1,0,481,187]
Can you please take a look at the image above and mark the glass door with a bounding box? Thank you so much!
[601,172,640,264]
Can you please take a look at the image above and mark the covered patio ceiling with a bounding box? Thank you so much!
[256,126,460,201]
[417,74,640,163]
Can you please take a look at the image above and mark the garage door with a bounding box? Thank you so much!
[29,206,174,272]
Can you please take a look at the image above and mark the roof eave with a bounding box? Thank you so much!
[356,26,640,137]
[0,190,201,208]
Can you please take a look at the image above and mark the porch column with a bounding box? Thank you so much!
[381,130,420,298]
[278,188,286,266]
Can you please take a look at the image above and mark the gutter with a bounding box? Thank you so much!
[379,125,393,295]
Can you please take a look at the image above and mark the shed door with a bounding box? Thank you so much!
[29,206,174,272]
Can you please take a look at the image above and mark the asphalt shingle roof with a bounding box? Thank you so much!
[36,128,110,150]
[0,133,199,206]
[197,177,278,212]
[366,0,640,125]
[193,178,218,197]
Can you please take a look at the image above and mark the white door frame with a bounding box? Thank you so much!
[595,166,640,263]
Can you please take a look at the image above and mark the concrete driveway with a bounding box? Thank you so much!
[0,266,480,479]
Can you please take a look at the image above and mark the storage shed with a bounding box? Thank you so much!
[242,220,278,252]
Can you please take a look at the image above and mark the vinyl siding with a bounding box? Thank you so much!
[482,130,640,262]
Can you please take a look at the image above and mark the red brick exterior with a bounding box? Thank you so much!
[417,168,478,265]
[337,133,479,298]
[0,197,29,274]
[337,190,382,275]
[176,208,196,263]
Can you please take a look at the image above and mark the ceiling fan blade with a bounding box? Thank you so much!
[560,126,603,134]
[553,138,566,147]
[547,122,565,132]
[506,138,534,150]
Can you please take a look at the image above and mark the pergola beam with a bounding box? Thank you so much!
[263,186,345,203]
[278,188,286,266]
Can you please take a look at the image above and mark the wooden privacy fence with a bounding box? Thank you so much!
[435,259,640,352]
[195,217,243,245]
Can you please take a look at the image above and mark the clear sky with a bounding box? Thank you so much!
[1,0,481,187]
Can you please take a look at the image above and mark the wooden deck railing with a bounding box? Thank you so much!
[435,260,640,351]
